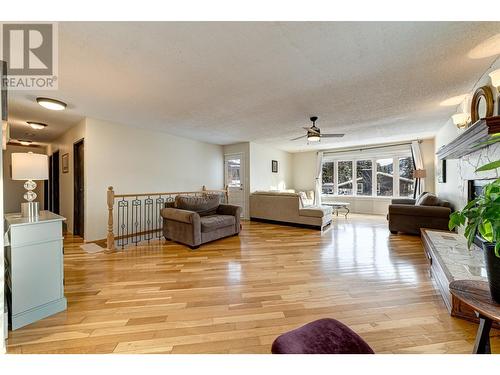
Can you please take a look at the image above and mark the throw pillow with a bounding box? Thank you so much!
[298,191,308,207]
[306,190,315,201]
[415,191,429,205]
[416,193,440,206]
[175,194,220,216]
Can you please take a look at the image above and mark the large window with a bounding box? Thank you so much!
[398,157,414,197]
[356,160,372,196]
[376,158,393,197]
[322,161,334,194]
[338,161,353,195]
[321,153,414,198]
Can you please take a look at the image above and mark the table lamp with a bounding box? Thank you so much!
[12,152,49,218]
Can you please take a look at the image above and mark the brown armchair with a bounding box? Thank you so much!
[387,193,452,235]
[161,195,241,249]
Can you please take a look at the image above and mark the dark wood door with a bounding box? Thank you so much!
[73,140,84,236]
[49,151,60,214]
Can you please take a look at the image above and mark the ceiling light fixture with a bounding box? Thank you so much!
[307,134,321,142]
[27,121,48,130]
[489,69,500,89]
[452,113,469,129]
[18,140,32,146]
[36,97,67,111]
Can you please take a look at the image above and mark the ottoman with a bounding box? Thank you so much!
[271,318,374,354]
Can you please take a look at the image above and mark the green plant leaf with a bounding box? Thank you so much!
[476,160,500,172]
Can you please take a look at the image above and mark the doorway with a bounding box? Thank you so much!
[73,139,84,236]
[48,151,60,214]
[224,153,245,218]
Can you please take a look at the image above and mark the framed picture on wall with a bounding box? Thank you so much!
[437,159,447,183]
[271,160,278,173]
[62,153,69,173]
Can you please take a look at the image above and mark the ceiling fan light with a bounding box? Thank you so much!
[307,135,321,142]
[27,121,48,130]
[36,97,67,111]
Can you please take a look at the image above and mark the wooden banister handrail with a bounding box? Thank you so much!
[114,189,227,198]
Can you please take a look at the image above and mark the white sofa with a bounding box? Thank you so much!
[249,190,333,231]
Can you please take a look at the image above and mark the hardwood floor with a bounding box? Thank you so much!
[6,214,500,354]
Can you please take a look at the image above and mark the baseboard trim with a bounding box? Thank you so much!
[11,297,67,330]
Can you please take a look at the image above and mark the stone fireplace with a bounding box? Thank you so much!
[457,142,500,210]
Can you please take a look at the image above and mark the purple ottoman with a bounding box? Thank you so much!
[271,318,374,354]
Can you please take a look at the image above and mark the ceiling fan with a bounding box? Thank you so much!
[290,116,344,142]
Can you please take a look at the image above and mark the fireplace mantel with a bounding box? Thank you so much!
[436,116,500,160]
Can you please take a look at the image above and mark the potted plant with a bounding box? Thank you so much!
[449,134,500,303]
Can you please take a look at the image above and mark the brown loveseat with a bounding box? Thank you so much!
[387,192,452,235]
[161,194,241,249]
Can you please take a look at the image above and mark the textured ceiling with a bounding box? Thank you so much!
[8,22,500,151]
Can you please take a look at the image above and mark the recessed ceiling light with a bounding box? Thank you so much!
[36,97,67,111]
[18,140,32,146]
[27,121,48,130]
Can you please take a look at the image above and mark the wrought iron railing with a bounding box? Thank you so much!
[106,186,228,251]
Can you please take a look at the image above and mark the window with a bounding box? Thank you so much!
[399,157,414,197]
[322,161,334,194]
[376,158,393,197]
[320,150,414,198]
[356,160,372,196]
[337,161,353,195]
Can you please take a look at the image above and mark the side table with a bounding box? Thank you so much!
[449,280,500,354]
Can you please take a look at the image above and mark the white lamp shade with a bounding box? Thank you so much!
[489,69,500,88]
[12,152,49,180]
[452,113,469,127]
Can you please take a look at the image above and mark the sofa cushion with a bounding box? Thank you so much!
[175,194,220,216]
[299,206,333,218]
[200,214,236,232]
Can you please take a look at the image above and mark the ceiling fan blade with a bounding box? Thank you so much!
[290,134,307,141]
[303,127,320,135]
[321,134,345,138]
[302,126,311,131]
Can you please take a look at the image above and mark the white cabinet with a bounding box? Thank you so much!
[5,211,67,330]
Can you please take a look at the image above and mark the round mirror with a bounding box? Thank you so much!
[471,86,494,124]
[477,96,487,118]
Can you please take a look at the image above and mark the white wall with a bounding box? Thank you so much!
[249,142,293,191]
[420,138,436,193]
[48,119,86,234]
[291,151,317,191]
[3,144,47,214]
[435,57,500,210]
[85,118,224,241]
